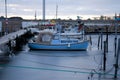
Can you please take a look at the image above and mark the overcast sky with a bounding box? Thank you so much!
[0,0,120,19]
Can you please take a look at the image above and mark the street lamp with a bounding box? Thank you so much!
[43,0,45,20]
[5,0,8,34]
[5,0,7,19]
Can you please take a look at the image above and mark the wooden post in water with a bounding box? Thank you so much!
[103,41,106,71]
[100,28,103,50]
[114,21,118,57]
[106,26,108,53]
[114,37,117,57]
[98,28,102,50]
[114,38,120,78]
[114,16,118,57]
[89,35,92,45]
[98,35,100,50]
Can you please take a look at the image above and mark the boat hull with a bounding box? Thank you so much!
[28,41,89,51]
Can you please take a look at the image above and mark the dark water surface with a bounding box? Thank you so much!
[0,35,120,80]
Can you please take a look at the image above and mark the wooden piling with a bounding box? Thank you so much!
[114,37,117,57]
[103,41,106,72]
[114,38,120,78]
[100,30,103,50]
[98,35,100,50]
[106,26,108,52]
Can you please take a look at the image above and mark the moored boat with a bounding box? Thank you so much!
[28,29,89,51]
[28,20,89,51]
[28,40,89,51]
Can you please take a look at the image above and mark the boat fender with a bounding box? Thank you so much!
[68,43,71,47]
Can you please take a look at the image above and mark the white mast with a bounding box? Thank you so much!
[56,5,58,20]
[35,11,37,20]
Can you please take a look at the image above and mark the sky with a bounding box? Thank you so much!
[0,0,120,20]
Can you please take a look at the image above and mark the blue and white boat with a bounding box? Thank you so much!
[28,29,89,51]
[28,19,90,51]
[28,40,89,51]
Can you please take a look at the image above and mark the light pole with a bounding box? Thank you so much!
[42,0,46,25]
[5,0,7,19]
[43,0,45,20]
[5,0,8,34]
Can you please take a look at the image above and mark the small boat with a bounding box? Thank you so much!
[28,29,89,51]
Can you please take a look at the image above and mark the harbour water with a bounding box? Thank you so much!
[0,34,120,80]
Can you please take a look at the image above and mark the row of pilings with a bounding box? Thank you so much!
[89,26,120,79]
[0,30,34,61]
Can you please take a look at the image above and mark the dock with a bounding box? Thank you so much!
[0,29,33,58]
[0,29,27,44]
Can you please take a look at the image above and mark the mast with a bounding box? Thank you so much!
[56,5,58,20]
[35,11,37,20]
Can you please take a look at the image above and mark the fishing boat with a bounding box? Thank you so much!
[28,41,88,51]
[28,19,89,51]
[28,25,89,51]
